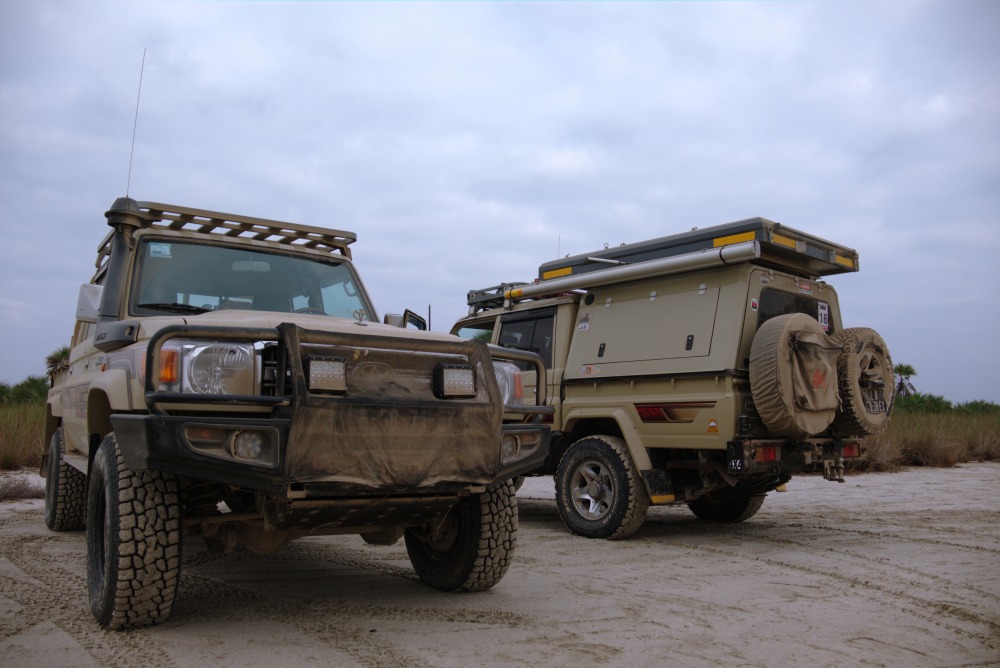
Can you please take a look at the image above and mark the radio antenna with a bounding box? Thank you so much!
[126,49,147,198]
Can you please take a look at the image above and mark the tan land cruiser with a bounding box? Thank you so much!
[43,197,550,629]
[452,218,892,539]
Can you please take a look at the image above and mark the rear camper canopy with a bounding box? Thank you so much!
[538,218,859,283]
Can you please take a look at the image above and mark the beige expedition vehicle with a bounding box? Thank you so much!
[43,197,550,629]
[452,218,892,539]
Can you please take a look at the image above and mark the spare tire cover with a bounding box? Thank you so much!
[749,313,843,438]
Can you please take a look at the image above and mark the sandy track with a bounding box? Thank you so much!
[2,464,998,667]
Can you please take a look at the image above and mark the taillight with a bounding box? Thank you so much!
[755,445,780,463]
[635,405,668,422]
[842,442,862,458]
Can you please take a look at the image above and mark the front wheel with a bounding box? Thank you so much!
[404,479,518,592]
[687,494,765,523]
[44,427,87,531]
[86,433,182,630]
[555,435,649,540]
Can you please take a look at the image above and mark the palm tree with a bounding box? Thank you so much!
[893,363,917,398]
[46,346,70,377]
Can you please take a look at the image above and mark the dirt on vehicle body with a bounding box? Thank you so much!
[43,197,550,629]
[453,218,892,539]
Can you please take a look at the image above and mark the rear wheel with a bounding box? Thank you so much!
[688,494,765,523]
[404,479,518,592]
[44,427,87,531]
[555,435,649,540]
[86,433,182,630]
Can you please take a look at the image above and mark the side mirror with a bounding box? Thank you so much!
[384,309,427,330]
[76,284,103,323]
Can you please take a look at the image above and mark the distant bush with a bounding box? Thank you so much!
[0,376,48,405]
[893,392,953,414]
[955,400,1000,416]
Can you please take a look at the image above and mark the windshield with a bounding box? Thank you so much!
[131,238,375,320]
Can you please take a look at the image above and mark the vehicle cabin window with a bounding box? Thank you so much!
[757,287,836,334]
[454,323,495,343]
[498,315,554,371]
[130,239,374,320]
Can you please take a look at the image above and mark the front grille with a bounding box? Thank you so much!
[260,343,284,396]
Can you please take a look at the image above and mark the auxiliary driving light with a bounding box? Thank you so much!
[233,430,265,460]
[501,434,520,461]
[434,364,477,399]
[308,357,347,393]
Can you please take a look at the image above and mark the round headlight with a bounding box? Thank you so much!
[188,344,255,394]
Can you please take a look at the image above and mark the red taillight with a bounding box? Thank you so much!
[635,404,668,423]
[755,445,780,463]
[843,442,862,458]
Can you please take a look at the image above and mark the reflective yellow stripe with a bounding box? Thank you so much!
[650,494,676,505]
[712,231,756,247]
[772,233,798,249]
[541,266,573,280]
[834,254,856,269]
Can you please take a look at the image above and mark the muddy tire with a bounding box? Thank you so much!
[831,327,893,436]
[555,435,649,540]
[86,433,182,630]
[688,494,765,523]
[404,479,518,592]
[44,427,87,531]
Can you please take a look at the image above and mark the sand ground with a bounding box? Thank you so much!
[1,464,998,667]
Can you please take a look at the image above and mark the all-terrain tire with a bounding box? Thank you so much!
[44,427,87,531]
[86,433,182,630]
[688,494,766,522]
[830,327,893,436]
[404,479,518,592]
[555,435,649,540]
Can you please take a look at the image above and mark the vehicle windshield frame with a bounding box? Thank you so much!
[129,235,377,321]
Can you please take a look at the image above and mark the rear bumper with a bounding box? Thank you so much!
[726,438,863,478]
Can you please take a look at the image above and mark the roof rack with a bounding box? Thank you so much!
[96,198,357,271]
[466,283,529,313]
[537,217,859,281]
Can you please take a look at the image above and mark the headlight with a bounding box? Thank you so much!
[493,361,524,406]
[147,340,257,395]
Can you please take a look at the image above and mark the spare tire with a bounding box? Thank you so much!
[830,327,893,436]
[749,313,843,438]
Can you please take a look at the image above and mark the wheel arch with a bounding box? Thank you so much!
[562,407,652,471]
[42,405,61,475]
[86,389,114,450]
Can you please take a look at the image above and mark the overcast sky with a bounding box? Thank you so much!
[1,0,998,403]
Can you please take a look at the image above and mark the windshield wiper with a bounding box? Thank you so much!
[137,302,210,314]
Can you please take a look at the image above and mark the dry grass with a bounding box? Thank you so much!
[0,474,45,501]
[857,412,1000,472]
[0,402,45,471]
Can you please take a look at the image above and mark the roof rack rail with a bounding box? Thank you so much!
[466,283,529,313]
[96,199,356,271]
